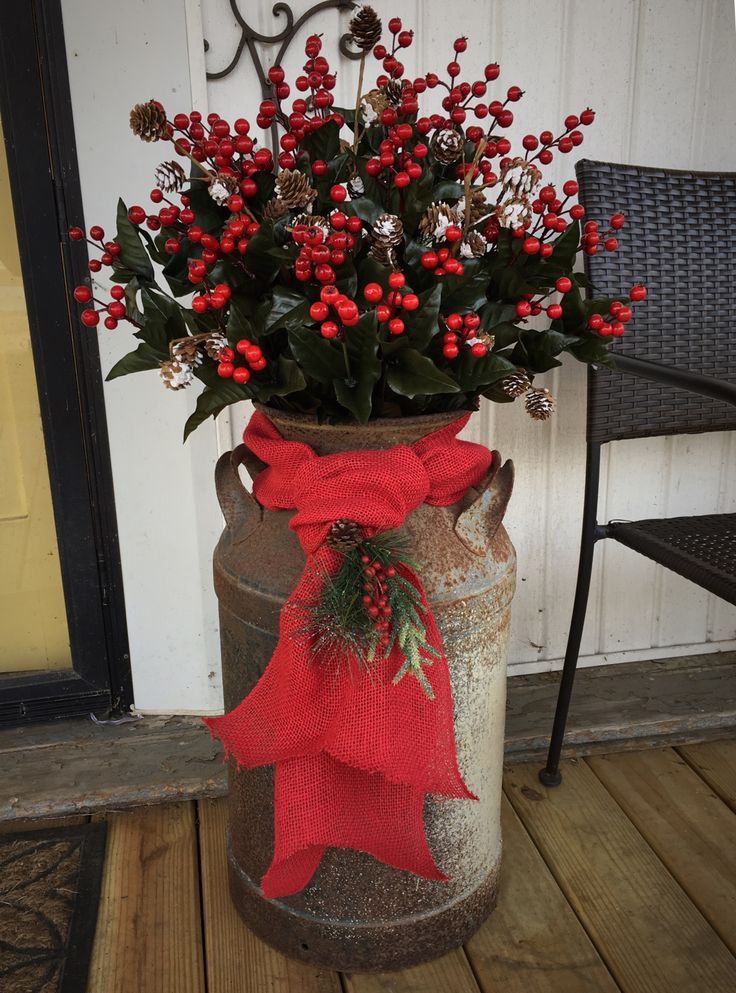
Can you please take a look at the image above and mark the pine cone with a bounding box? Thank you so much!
[209,173,239,205]
[460,231,487,258]
[372,213,404,246]
[262,197,290,222]
[418,202,460,240]
[430,128,464,165]
[155,160,187,193]
[466,188,489,225]
[159,358,193,390]
[525,386,556,421]
[171,337,203,368]
[349,6,382,52]
[274,169,317,209]
[130,101,169,142]
[370,241,398,268]
[381,79,404,109]
[501,370,532,399]
[326,518,363,552]
[292,212,329,236]
[204,331,228,360]
[360,88,389,124]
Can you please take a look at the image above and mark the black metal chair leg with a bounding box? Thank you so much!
[539,443,603,787]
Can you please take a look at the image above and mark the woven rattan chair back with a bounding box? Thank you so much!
[575,159,736,444]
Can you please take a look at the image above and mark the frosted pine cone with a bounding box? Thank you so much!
[326,518,363,552]
[360,88,389,124]
[370,241,398,268]
[430,128,464,165]
[154,160,187,193]
[381,79,404,108]
[129,101,168,142]
[171,338,203,368]
[465,188,489,225]
[292,212,329,236]
[261,198,290,222]
[525,386,556,421]
[348,6,382,52]
[209,174,239,205]
[372,213,404,245]
[203,331,228,360]
[500,370,532,399]
[460,231,487,258]
[159,358,193,390]
[418,202,460,241]
[274,169,317,209]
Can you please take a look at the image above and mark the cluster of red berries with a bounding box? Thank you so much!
[362,273,419,336]
[441,312,488,360]
[68,224,123,273]
[371,17,416,86]
[420,247,466,278]
[523,109,595,165]
[580,213,626,257]
[309,284,361,337]
[514,277,573,321]
[587,285,647,337]
[216,339,266,383]
[364,126,427,190]
[360,554,397,650]
[191,282,232,313]
[293,213,363,284]
[72,281,128,330]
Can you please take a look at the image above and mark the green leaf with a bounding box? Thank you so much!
[487,321,521,349]
[402,167,434,233]
[137,286,188,351]
[550,219,581,270]
[288,327,346,384]
[333,312,381,423]
[566,333,615,366]
[243,220,291,283]
[124,276,145,325]
[183,381,253,441]
[106,342,163,380]
[255,285,310,335]
[441,259,492,312]
[273,353,307,395]
[453,350,517,391]
[479,301,517,330]
[115,199,154,280]
[185,170,226,232]
[301,119,341,163]
[513,328,580,372]
[431,180,465,203]
[402,284,442,350]
[348,197,384,226]
[387,349,460,397]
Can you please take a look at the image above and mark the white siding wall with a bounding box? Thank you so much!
[61,0,736,712]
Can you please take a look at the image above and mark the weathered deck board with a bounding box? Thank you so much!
[505,760,736,993]
[588,748,736,955]
[464,796,621,993]
[87,802,205,993]
[197,797,341,993]
[677,738,736,812]
[342,948,480,993]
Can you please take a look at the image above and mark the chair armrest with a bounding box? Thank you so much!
[612,354,736,407]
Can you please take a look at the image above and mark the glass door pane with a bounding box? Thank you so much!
[0,116,71,672]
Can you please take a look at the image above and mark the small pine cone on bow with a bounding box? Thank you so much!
[155,160,187,193]
[349,6,382,52]
[372,213,404,246]
[501,370,532,399]
[159,358,193,390]
[209,173,239,205]
[525,386,556,421]
[274,169,317,209]
[327,518,364,552]
[171,337,203,368]
[261,197,290,222]
[430,127,464,165]
[418,202,460,241]
[203,331,228,360]
[130,100,169,142]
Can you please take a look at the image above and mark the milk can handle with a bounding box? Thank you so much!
[215,445,262,534]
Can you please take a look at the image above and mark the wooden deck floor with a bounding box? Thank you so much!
[7,739,736,992]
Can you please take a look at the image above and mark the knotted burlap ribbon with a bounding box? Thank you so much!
[205,410,492,898]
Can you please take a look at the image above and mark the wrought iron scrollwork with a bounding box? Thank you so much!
[204,0,362,92]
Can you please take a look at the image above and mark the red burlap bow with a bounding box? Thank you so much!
[205,410,492,898]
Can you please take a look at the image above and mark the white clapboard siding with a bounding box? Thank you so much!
[60,0,736,711]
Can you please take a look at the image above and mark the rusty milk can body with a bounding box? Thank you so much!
[213,407,516,973]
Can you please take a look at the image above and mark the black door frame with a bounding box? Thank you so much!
[0,0,132,722]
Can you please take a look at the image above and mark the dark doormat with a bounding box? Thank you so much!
[0,822,107,993]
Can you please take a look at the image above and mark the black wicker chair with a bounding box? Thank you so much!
[539,159,736,787]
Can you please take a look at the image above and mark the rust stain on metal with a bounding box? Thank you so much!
[214,409,516,972]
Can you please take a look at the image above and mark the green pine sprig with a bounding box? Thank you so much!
[307,529,439,698]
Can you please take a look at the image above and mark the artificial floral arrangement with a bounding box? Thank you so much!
[68,7,646,440]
